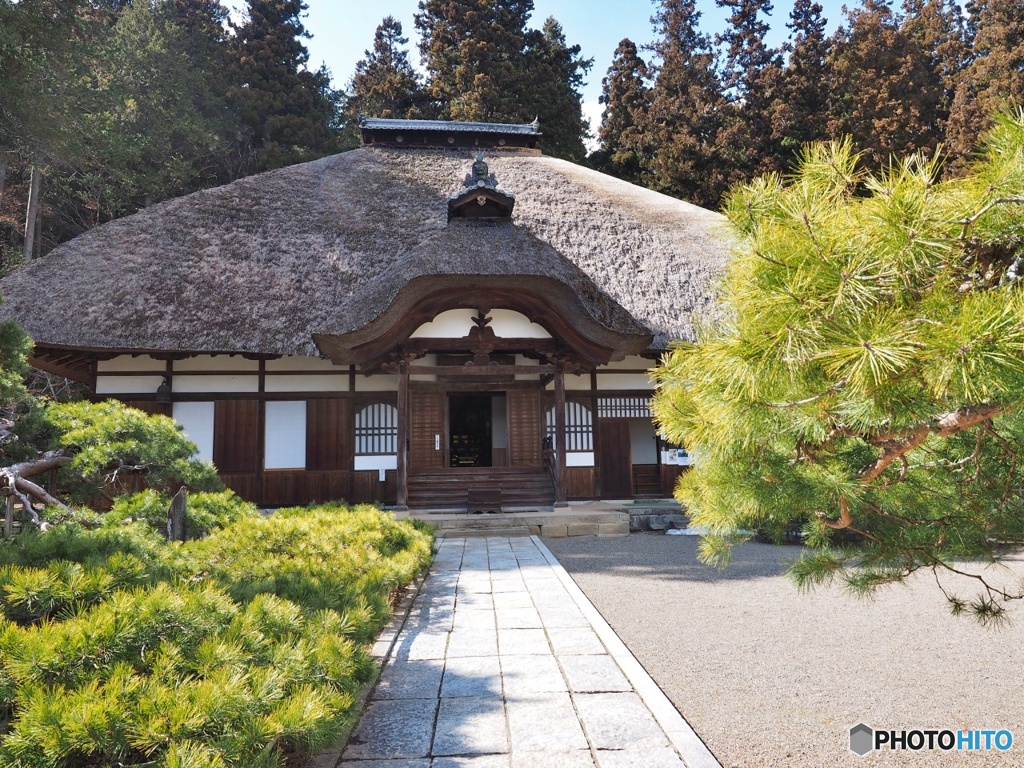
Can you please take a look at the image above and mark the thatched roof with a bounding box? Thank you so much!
[0,147,732,358]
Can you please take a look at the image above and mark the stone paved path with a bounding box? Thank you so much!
[338,536,721,768]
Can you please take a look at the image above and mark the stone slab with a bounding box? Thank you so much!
[560,655,632,693]
[539,523,568,538]
[393,630,450,661]
[432,756,511,768]
[510,752,595,768]
[597,522,630,536]
[441,654,503,698]
[446,628,498,659]
[574,693,668,751]
[375,659,445,700]
[505,692,588,753]
[497,628,550,656]
[491,591,534,610]
[545,626,606,656]
[432,696,509,756]
[566,522,601,537]
[500,653,566,695]
[495,607,542,630]
[342,698,438,760]
[455,592,494,611]
[594,747,685,768]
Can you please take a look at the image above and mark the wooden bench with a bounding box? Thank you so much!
[468,488,502,514]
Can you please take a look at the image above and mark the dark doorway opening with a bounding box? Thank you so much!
[449,394,493,467]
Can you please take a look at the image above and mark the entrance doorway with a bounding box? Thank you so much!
[449,393,507,467]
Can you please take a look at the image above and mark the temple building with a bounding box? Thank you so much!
[0,118,730,511]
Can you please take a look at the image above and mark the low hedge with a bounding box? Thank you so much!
[0,503,433,767]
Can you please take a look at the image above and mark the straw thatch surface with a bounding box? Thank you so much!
[0,147,732,357]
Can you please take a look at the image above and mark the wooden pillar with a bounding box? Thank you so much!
[554,365,568,507]
[395,361,409,511]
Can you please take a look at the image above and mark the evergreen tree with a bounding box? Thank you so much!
[825,0,942,169]
[652,110,1024,623]
[594,38,651,183]
[347,16,423,121]
[946,0,1024,169]
[57,1,239,226]
[715,0,785,176]
[770,0,832,165]
[640,0,730,208]
[226,0,341,171]
[415,0,533,122]
[522,17,592,161]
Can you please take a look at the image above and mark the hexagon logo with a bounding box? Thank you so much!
[850,722,874,756]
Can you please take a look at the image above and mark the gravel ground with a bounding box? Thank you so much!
[544,533,1024,768]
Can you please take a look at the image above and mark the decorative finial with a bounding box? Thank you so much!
[464,152,499,190]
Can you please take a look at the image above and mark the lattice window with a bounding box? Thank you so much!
[546,402,593,452]
[597,396,653,419]
[354,403,398,455]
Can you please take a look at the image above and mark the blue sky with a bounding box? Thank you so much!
[294,0,850,133]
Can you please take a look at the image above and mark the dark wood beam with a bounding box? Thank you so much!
[554,366,568,507]
[401,364,556,377]
[395,361,409,511]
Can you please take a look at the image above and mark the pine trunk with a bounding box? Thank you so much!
[0,156,7,207]
[23,160,42,261]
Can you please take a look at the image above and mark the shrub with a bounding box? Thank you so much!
[0,504,432,767]
[107,489,260,539]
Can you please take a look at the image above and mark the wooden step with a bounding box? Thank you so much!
[408,469,555,510]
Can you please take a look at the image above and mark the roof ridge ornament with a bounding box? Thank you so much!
[448,153,516,222]
[465,152,499,190]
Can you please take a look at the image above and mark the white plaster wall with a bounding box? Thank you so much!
[564,373,590,391]
[174,355,258,372]
[97,355,165,373]
[488,309,551,338]
[410,308,551,338]
[409,309,477,338]
[265,356,337,372]
[596,373,654,390]
[96,375,165,395]
[173,402,215,462]
[630,419,658,465]
[355,374,398,392]
[603,355,656,370]
[264,401,306,469]
[354,455,397,471]
[265,375,348,392]
[172,375,259,393]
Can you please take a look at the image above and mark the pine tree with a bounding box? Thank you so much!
[640,0,730,208]
[595,38,651,183]
[652,110,1024,623]
[715,0,785,176]
[770,0,832,165]
[226,0,341,172]
[522,17,592,161]
[946,0,1024,169]
[825,0,942,169]
[415,0,534,122]
[348,16,423,121]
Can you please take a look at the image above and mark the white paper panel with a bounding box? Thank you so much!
[264,401,306,469]
[173,402,215,462]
